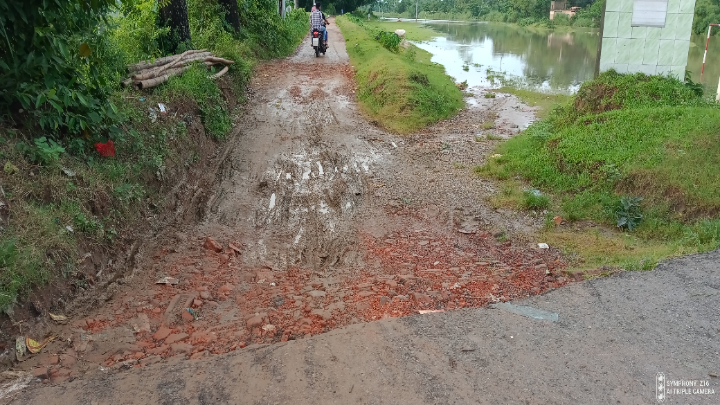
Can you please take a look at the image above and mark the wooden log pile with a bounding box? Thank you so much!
[121,49,235,90]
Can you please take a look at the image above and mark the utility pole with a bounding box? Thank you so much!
[415,0,418,21]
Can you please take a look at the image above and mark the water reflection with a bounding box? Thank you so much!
[411,22,600,93]
[405,20,720,95]
[688,34,720,95]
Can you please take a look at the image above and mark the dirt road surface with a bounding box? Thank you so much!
[3,19,719,405]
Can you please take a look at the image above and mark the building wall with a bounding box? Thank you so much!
[599,0,696,79]
[551,1,567,11]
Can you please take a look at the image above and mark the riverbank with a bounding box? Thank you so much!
[480,72,720,271]
[336,15,463,133]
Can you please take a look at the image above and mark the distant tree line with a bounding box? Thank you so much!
[374,0,604,27]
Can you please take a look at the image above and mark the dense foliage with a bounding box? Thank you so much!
[0,0,307,312]
[0,0,123,137]
[0,0,308,142]
[693,0,720,35]
[376,0,605,27]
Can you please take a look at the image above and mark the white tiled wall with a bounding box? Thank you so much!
[599,0,696,79]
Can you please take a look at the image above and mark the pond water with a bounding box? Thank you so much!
[410,21,599,93]
[397,20,720,95]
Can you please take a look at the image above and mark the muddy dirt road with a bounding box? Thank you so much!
[4,20,719,404]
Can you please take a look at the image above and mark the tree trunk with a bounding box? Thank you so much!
[218,0,241,32]
[160,0,191,46]
[294,0,299,8]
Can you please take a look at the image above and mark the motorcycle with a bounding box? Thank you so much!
[311,26,328,57]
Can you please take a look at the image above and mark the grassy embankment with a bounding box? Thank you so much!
[364,20,443,41]
[0,2,307,314]
[478,71,720,272]
[336,15,463,133]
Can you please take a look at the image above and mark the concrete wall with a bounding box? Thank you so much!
[598,0,696,79]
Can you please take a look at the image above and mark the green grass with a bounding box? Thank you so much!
[365,21,444,41]
[541,229,679,272]
[162,65,232,140]
[337,15,463,134]
[478,70,720,269]
[495,87,572,118]
[522,189,550,210]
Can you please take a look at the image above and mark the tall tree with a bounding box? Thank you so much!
[218,0,241,32]
[159,0,191,50]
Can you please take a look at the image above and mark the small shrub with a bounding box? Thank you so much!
[0,239,19,268]
[684,70,704,97]
[614,196,643,231]
[375,31,401,52]
[74,213,100,233]
[523,189,550,210]
[409,72,430,86]
[164,65,231,139]
[18,137,66,166]
[518,17,536,26]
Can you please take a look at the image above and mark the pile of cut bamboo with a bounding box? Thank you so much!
[121,49,234,90]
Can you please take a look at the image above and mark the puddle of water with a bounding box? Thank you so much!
[408,21,599,93]
[491,302,559,322]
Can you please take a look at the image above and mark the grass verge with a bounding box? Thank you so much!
[337,15,463,134]
[477,70,720,271]
[494,87,572,118]
[363,20,445,41]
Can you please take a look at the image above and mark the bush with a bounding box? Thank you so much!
[409,72,430,86]
[551,14,572,26]
[1,0,123,139]
[563,70,702,121]
[375,31,402,52]
[613,196,644,231]
[523,189,550,210]
[238,0,308,58]
[109,0,169,64]
[163,65,232,139]
[573,0,605,28]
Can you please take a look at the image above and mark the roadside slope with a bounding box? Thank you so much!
[336,15,463,134]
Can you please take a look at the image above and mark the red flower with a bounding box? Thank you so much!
[94,140,115,157]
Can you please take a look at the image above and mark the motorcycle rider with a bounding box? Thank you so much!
[310,4,330,48]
